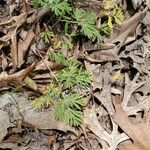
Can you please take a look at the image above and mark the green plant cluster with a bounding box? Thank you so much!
[32,0,124,43]
[32,52,91,126]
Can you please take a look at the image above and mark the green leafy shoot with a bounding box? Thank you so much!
[33,52,91,126]
[56,60,91,89]
[40,31,54,44]
[112,6,124,25]
[32,0,124,42]
[31,0,49,7]
[74,9,102,42]
[32,82,61,109]
[100,23,111,35]
[51,51,69,66]
[51,52,91,88]
[51,0,72,16]
[55,93,85,126]
[11,82,26,93]
[103,0,124,30]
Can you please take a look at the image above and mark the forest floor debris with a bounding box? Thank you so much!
[0,0,150,149]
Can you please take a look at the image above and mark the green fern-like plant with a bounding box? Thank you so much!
[57,60,91,88]
[40,31,54,44]
[51,52,91,88]
[55,93,85,126]
[74,9,102,42]
[32,82,61,109]
[103,0,124,31]
[51,0,72,16]
[32,0,102,41]
[33,52,91,126]
[112,6,124,25]
[32,0,124,42]
[51,51,69,66]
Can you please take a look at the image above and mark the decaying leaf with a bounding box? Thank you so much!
[0,1,149,149]
[114,103,150,150]
[84,107,129,150]
[0,63,35,88]
[78,48,119,63]
[109,7,148,49]
[0,13,27,68]
[0,93,78,142]
[18,30,35,67]
[94,70,115,115]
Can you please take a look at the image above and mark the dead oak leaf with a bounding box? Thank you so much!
[84,107,129,150]
[18,30,35,67]
[114,103,150,150]
[0,63,35,88]
[79,48,120,63]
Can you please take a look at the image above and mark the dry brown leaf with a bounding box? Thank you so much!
[10,29,18,68]
[121,7,148,32]
[18,30,35,67]
[47,135,56,144]
[0,63,35,88]
[84,107,129,150]
[94,70,115,115]
[89,64,103,90]
[109,7,148,49]
[0,51,8,71]
[35,59,60,71]
[137,77,150,95]
[0,13,27,28]
[0,13,27,68]
[129,52,145,63]
[79,48,119,63]
[83,41,115,51]
[27,8,50,24]
[0,93,78,143]
[23,76,46,93]
[122,73,146,110]
[114,103,150,150]
[23,76,38,91]
[118,143,147,150]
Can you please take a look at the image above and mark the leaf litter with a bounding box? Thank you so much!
[0,0,150,149]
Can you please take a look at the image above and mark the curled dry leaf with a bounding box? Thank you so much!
[114,103,150,150]
[79,48,119,63]
[0,13,27,68]
[0,63,35,88]
[23,76,38,91]
[27,8,50,23]
[137,77,150,95]
[83,41,115,52]
[18,30,35,67]
[121,73,146,111]
[23,76,47,93]
[35,58,60,71]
